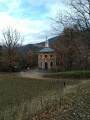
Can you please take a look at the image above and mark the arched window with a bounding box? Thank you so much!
[45,55,47,58]
[50,55,53,57]
[51,62,53,67]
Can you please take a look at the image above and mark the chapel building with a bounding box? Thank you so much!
[38,39,56,70]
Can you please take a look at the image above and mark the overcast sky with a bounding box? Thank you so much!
[0,0,68,45]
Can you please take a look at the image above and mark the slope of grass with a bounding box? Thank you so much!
[55,80,90,120]
[43,70,90,79]
[32,80,90,120]
[0,74,89,120]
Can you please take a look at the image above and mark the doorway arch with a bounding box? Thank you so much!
[45,62,48,69]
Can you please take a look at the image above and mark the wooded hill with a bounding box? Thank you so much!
[20,36,58,54]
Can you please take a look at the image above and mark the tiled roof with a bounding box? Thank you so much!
[39,47,55,53]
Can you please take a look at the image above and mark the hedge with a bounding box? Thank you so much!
[43,71,90,79]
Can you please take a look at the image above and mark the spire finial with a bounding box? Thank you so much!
[45,36,49,47]
[46,36,47,40]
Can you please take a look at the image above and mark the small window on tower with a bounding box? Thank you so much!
[51,62,53,67]
[45,55,47,58]
[50,55,52,57]
[40,55,42,57]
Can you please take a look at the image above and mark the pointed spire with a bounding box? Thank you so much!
[45,36,49,47]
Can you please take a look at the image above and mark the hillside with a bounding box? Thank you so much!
[20,36,58,54]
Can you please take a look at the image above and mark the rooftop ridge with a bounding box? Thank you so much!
[39,47,55,53]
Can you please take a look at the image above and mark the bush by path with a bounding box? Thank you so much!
[43,70,90,79]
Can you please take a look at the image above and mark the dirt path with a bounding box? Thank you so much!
[18,69,55,80]
[18,73,60,80]
[19,74,59,81]
[19,74,47,79]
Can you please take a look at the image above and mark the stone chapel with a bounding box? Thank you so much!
[38,39,56,70]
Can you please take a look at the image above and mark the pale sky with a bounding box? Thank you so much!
[0,0,69,45]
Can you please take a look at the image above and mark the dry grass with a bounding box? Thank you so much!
[0,74,89,120]
[31,80,90,120]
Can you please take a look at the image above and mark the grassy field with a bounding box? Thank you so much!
[34,80,90,120]
[0,74,89,120]
[43,70,90,79]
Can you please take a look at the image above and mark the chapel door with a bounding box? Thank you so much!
[45,62,48,69]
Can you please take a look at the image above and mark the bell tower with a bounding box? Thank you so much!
[38,37,56,70]
[45,36,49,47]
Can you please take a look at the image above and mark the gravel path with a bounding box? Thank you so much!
[19,74,46,79]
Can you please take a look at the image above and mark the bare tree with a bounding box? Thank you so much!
[53,0,90,33]
[1,27,23,72]
[70,0,90,33]
[67,0,90,69]
[0,45,2,71]
[51,0,90,70]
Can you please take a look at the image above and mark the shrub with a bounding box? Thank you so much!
[43,70,90,79]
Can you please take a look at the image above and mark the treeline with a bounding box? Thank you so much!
[0,45,37,72]
[52,0,90,71]
[0,27,37,72]
[53,27,90,71]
